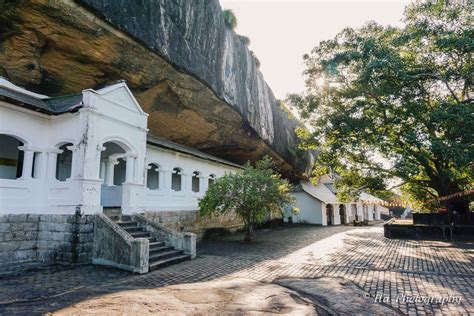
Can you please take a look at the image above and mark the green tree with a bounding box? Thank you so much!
[288,1,473,214]
[223,9,237,30]
[199,158,295,243]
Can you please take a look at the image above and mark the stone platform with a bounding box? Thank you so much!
[0,225,472,314]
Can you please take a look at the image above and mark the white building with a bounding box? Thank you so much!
[0,78,240,215]
[289,179,389,226]
[0,79,240,272]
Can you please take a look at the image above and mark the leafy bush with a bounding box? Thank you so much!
[199,157,295,243]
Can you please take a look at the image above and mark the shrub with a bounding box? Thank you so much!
[199,157,295,243]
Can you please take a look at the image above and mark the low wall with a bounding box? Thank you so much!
[143,210,244,240]
[384,220,474,241]
[413,212,474,225]
[0,213,94,272]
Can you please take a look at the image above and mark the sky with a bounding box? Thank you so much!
[219,0,411,100]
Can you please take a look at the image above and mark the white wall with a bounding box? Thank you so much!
[291,192,323,225]
[0,102,82,214]
[137,145,239,211]
[0,83,240,215]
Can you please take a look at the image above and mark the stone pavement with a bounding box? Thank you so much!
[0,225,473,315]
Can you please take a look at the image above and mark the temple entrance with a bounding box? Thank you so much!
[326,204,334,225]
[339,204,346,224]
[99,141,128,207]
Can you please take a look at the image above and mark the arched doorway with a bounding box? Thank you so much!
[99,141,128,207]
[339,204,347,224]
[326,204,334,225]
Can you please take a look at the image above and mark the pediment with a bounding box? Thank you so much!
[98,83,144,114]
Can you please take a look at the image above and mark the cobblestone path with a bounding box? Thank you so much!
[1,225,472,315]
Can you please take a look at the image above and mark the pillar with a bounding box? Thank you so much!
[19,148,35,179]
[99,161,106,181]
[67,145,78,179]
[158,169,166,190]
[125,155,135,184]
[105,159,117,186]
[199,175,208,193]
[182,173,192,192]
[47,152,59,180]
[33,152,48,179]
[162,169,172,191]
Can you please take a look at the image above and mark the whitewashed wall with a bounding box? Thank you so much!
[136,145,239,212]
[0,103,82,214]
[0,82,239,215]
[290,192,323,224]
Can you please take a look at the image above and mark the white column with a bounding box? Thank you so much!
[125,156,135,184]
[105,159,117,186]
[199,176,208,193]
[99,161,106,181]
[158,169,164,190]
[67,145,78,179]
[182,173,192,192]
[20,148,35,179]
[161,169,172,191]
[34,152,47,179]
[321,202,327,226]
[47,152,59,180]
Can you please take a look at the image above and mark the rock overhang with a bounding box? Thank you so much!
[0,0,314,180]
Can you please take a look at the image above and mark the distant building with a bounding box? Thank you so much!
[288,176,389,225]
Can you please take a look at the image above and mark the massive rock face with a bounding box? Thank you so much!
[0,0,313,179]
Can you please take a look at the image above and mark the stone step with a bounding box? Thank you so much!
[146,236,157,243]
[149,246,174,255]
[117,221,138,227]
[149,241,166,249]
[149,254,191,271]
[129,231,150,238]
[123,226,144,233]
[149,250,182,262]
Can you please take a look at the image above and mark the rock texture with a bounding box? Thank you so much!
[0,0,313,179]
[53,278,316,315]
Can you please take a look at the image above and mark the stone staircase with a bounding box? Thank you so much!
[111,215,191,271]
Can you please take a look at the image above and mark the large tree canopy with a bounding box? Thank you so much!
[288,2,473,212]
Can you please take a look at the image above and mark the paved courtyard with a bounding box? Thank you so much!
[1,224,473,314]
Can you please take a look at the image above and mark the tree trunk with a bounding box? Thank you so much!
[244,225,253,243]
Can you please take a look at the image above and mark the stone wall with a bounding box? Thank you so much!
[0,214,94,272]
[143,210,244,240]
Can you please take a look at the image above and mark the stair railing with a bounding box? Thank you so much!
[93,213,149,273]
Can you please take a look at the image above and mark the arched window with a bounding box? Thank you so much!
[192,171,200,193]
[208,174,216,187]
[0,134,24,179]
[172,168,182,191]
[56,143,73,181]
[147,163,160,190]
